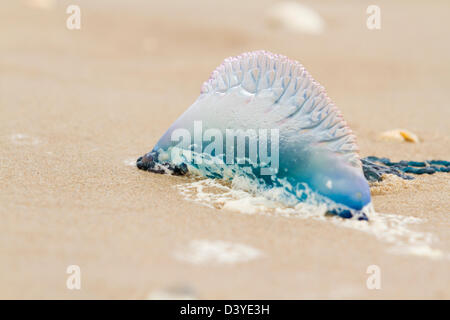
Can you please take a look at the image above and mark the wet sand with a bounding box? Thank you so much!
[0,0,449,299]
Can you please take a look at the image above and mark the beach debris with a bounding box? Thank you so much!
[379,129,419,143]
[265,1,325,35]
[137,51,371,220]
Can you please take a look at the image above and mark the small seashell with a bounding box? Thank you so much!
[380,129,419,143]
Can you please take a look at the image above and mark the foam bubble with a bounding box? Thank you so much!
[174,239,262,265]
[10,133,40,146]
[388,245,444,260]
[176,178,446,260]
[124,157,138,167]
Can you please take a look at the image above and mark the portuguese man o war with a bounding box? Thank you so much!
[136,51,449,221]
[137,51,370,220]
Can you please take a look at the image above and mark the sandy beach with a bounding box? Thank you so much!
[1,0,449,299]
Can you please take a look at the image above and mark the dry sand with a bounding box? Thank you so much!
[0,0,449,299]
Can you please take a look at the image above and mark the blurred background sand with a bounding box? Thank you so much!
[0,0,449,299]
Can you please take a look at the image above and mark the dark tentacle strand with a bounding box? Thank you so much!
[136,152,448,183]
[137,152,188,176]
[361,156,450,182]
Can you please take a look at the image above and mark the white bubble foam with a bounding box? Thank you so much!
[123,158,137,167]
[10,133,40,146]
[176,178,447,261]
[387,245,444,260]
[174,239,262,265]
